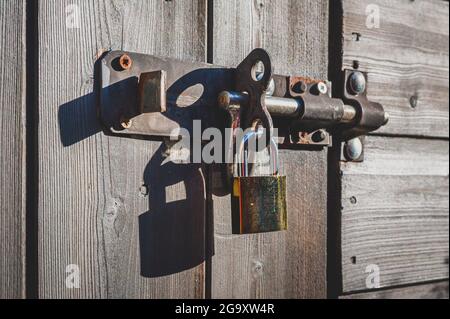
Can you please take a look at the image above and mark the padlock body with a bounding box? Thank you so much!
[232,176,287,234]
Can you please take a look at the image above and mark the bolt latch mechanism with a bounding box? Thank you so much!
[96,49,388,234]
[97,49,388,146]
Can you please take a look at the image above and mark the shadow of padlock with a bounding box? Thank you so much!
[231,130,287,234]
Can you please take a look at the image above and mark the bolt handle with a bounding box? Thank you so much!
[235,49,274,148]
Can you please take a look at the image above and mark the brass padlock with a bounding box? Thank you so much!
[231,130,287,234]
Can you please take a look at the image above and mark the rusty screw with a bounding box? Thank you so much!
[120,116,133,129]
[291,80,308,95]
[119,54,133,71]
[298,81,308,93]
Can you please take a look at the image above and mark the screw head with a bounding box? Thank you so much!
[299,81,308,93]
[291,80,308,95]
[345,138,363,161]
[119,54,133,70]
[120,117,133,129]
[139,185,149,196]
[348,71,366,95]
[317,82,328,95]
[312,130,327,143]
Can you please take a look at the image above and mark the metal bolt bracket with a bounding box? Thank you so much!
[96,50,233,138]
[335,69,389,141]
[330,69,389,162]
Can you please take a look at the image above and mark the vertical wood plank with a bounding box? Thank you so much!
[341,0,449,137]
[210,0,329,298]
[339,137,449,293]
[330,0,450,296]
[38,0,207,298]
[0,0,26,299]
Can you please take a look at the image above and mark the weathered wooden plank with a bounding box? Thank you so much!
[341,281,449,299]
[210,0,328,298]
[341,0,449,137]
[340,136,449,293]
[0,0,25,299]
[38,0,207,298]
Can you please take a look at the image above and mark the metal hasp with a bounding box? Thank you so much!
[96,49,388,145]
[96,51,234,138]
[222,49,288,234]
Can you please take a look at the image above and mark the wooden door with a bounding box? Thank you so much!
[329,0,449,298]
[0,0,448,299]
[35,0,210,299]
[0,0,26,299]
[209,0,329,299]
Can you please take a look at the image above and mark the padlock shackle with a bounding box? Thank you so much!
[236,129,279,177]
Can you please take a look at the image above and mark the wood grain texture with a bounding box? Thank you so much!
[210,0,329,298]
[38,0,207,298]
[341,0,449,137]
[341,281,449,299]
[0,0,26,299]
[340,136,449,293]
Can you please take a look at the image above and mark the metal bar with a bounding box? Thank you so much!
[218,91,357,123]
[342,104,357,123]
[218,91,302,118]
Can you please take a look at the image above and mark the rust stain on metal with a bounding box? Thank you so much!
[290,76,323,86]
[289,76,325,97]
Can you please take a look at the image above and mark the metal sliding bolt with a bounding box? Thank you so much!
[218,91,358,123]
[218,91,302,118]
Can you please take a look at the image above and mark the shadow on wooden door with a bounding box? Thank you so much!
[57,64,222,278]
